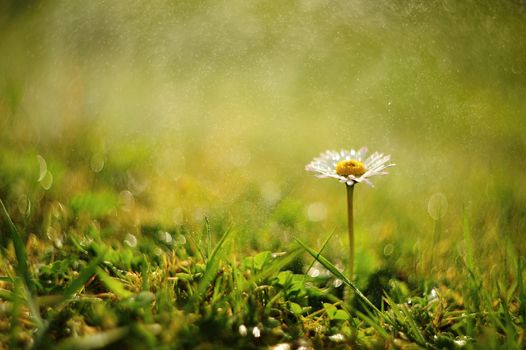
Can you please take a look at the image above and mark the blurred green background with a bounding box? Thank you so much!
[1,0,525,284]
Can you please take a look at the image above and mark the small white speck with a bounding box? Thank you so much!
[272,343,291,350]
[428,288,439,303]
[53,239,63,249]
[454,336,469,347]
[252,326,261,338]
[454,339,466,347]
[329,333,345,342]
[307,268,320,278]
[238,325,247,336]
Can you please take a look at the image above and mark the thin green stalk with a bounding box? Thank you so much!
[0,198,33,294]
[346,184,355,279]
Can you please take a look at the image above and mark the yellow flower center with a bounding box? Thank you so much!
[335,159,366,177]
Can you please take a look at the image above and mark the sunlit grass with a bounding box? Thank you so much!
[1,0,526,348]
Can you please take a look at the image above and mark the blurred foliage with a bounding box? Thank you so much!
[0,0,525,348]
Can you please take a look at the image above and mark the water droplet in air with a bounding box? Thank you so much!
[172,207,184,225]
[306,202,327,222]
[90,153,105,172]
[158,231,172,244]
[36,155,47,182]
[427,192,448,220]
[174,233,186,246]
[260,181,281,205]
[40,171,53,190]
[124,233,137,247]
[17,195,31,216]
[383,243,394,256]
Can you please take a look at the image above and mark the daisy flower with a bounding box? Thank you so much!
[305,147,394,280]
[305,147,394,187]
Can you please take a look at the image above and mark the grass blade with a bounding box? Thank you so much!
[0,198,33,294]
[0,198,43,330]
[518,256,526,330]
[462,208,476,275]
[57,326,129,350]
[96,267,133,299]
[385,294,427,346]
[294,237,382,315]
[355,310,390,339]
[63,252,106,300]
[247,248,302,287]
[56,324,161,350]
[193,228,232,301]
[303,229,336,281]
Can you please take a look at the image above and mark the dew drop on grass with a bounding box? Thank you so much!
[427,192,448,220]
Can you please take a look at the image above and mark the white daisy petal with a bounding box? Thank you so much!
[306,147,394,187]
[358,147,368,161]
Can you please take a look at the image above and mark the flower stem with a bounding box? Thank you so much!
[346,184,355,280]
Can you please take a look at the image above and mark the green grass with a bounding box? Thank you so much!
[1,1,526,349]
[0,177,525,349]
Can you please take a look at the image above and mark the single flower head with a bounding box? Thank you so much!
[305,147,394,187]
